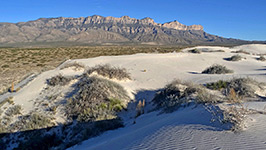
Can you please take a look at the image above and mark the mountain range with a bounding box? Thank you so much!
[0,15,263,46]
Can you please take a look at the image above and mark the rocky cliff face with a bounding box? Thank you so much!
[0,15,246,45]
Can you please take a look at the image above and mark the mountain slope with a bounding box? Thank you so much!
[0,15,253,45]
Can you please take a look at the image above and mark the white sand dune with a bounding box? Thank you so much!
[1,44,266,149]
[234,44,266,55]
[67,44,266,150]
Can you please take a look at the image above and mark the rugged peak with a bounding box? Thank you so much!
[162,20,203,30]
[121,16,131,19]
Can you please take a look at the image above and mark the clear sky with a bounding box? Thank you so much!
[0,0,265,41]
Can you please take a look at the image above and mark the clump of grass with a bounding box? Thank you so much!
[47,74,72,86]
[86,64,131,80]
[188,49,201,54]
[257,55,265,61]
[202,64,234,74]
[60,61,85,70]
[5,105,22,117]
[66,76,129,122]
[227,55,243,61]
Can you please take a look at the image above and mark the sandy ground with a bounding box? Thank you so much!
[0,44,265,149]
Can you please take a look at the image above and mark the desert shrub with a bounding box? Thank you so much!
[152,80,219,112]
[227,55,243,61]
[5,105,22,117]
[202,64,233,74]
[188,49,201,54]
[222,105,247,132]
[11,112,53,131]
[225,78,262,98]
[86,64,131,80]
[60,61,85,70]
[207,78,263,99]
[257,56,266,61]
[67,76,129,122]
[47,74,72,86]
[206,80,228,90]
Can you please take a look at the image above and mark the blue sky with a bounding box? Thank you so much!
[0,0,265,41]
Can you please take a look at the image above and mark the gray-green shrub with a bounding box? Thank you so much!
[202,64,233,74]
[86,64,131,80]
[66,76,129,122]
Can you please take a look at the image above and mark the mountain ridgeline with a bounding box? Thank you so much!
[0,15,255,46]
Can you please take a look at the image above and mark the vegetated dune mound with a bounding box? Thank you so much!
[0,44,266,150]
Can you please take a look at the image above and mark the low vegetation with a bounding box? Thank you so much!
[227,55,243,61]
[5,105,22,117]
[153,77,265,131]
[206,80,228,90]
[222,105,248,132]
[152,80,219,112]
[10,112,54,132]
[66,76,129,122]
[202,64,234,74]
[188,49,201,54]
[47,74,73,86]
[206,78,264,98]
[225,78,264,98]
[86,64,131,80]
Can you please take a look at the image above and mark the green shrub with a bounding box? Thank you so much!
[202,64,233,74]
[206,80,228,90]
